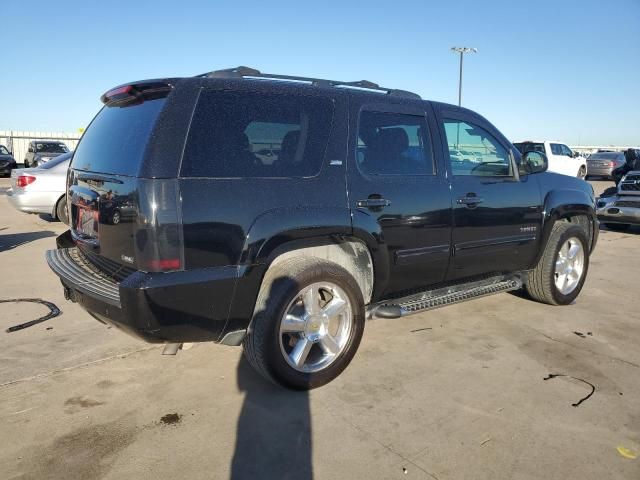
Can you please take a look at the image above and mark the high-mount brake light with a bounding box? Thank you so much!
[105,85,132,98]
[101,84,139,105]
[101,82,172,106]
[16,175,36,188]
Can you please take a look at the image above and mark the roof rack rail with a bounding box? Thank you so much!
[197,66,421,100]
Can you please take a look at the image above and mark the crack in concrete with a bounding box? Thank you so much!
[0,346,160,388]
[526,326,640,369]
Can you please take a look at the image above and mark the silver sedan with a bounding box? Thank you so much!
[7,152,72,224]
[586,151,626,179]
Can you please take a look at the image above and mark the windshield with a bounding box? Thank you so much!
[513,142,544,154]
[36,142,68,153]
[72,97,167,176]
[0,146,9,155]
[40,151,73,169]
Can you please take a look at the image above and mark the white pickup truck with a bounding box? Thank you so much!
[513,141,587,179]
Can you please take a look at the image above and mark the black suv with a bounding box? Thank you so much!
[47,67,598,389]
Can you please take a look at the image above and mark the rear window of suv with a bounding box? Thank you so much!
[513,142,544,154]
[71,98,166,176]
[181,90,334,178]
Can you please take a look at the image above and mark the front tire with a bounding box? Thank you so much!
[526,223,589,305]
[243,258,365,390]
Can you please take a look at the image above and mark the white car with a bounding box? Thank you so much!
[513,141,587,178]
[596,170,640,230]
[7,152,71,224]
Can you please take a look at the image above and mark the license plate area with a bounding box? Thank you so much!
[76,206,99,239]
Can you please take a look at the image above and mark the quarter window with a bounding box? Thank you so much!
[443,120,512,176]
[357,111,433,175]
[181,90,334,178]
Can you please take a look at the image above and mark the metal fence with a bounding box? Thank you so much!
[0,131,81,164]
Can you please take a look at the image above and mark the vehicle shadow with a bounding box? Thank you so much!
[37,214,58,223]
[0,231,56,253]
[599,224,640,235]
[231,276,313,480]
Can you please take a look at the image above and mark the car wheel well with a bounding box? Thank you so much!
[563,214,593,249]
[53,194,66,219]
[264,239,374,305]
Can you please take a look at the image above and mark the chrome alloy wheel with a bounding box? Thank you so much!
[278,282,353,373]
[554,237,585,295]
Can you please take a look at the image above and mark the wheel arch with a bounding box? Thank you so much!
[52,193,66,220]
[534,188,597,266]
[219,207,388,345]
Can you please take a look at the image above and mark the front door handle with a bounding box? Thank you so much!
[457,194,484,206]
[357,198,391,209]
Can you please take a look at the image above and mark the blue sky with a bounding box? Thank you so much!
[1,0,638,145]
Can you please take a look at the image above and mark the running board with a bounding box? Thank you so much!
[369,275,523,319]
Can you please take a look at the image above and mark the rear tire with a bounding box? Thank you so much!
[55,196,69,225]
[243,258,365,390]
[604,223,630,231]
[526,223,589,305]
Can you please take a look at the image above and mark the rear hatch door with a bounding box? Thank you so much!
[68,85,170,270]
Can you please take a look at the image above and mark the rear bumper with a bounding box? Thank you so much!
[586,166,613,177]
[46,244,241,343]
[7,189,59,215]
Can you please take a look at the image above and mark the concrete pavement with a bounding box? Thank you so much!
[1,178,639,479]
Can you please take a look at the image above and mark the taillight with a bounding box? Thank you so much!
[147,259,182,271]
[16,175,36,188]
[135,179,184,272]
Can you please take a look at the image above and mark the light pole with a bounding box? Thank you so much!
[451,47,477,106]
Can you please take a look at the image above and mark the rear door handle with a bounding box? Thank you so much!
[457,195,484,206]
[357,198,391,209]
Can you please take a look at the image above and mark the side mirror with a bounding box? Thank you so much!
[520,151,548,175]
[572,151,580,158]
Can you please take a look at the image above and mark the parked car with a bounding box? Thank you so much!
[611,148,640,186]
[586,151,626,179]
[513,141,588,178]
[46,67,598,390]
[23,140,69,168]
[7,152,72,223]
[597,170,640,230]
[0,145,18,176]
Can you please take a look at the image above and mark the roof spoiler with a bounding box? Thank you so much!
[101,81,173,106]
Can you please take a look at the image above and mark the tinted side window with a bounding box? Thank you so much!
[550,143,563,155]
[357,111,433,175]
[181,90,334,178]
[561,144,573,157]
[443,120,512,176]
